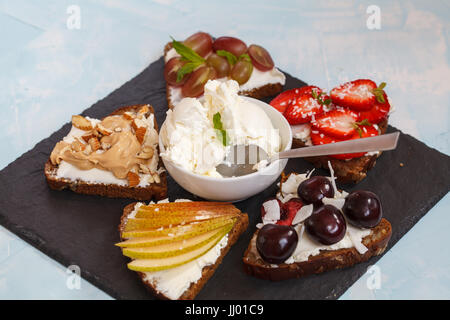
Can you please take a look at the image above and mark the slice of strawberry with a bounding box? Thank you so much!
[357,93,390,124]
[269,89,298,113]
[311,108,359,139]
[278,198,304,226]
[330,79,379,111]
[311,125,379,160]
[269,86,322,114]
[283,90,328,125]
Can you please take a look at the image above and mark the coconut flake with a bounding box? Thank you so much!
[262,199,280,223]
[327,161,338,196]
[291,204,314,225]
[322,197,346,210]
[347,225,369,255]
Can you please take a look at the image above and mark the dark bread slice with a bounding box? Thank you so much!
[119,202,249,300]
[292,118,389,184]
[163,42,284,109]
[242,171,392,281]
[243,218,391,281]
[45,105,167,201]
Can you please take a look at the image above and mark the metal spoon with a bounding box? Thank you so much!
[216,132,400,177]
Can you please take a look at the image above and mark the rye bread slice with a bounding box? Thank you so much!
[242,172,392,281]
[44,105,167,201]
[119,202,249,300]
[243,218,391,281]
[292,118,389,184]
[163,42,284,109]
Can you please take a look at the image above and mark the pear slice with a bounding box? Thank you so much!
[127,225,231,272]
[122,224,231,259]
[121,216,237,239]
[140,202,232,211]
[135,204,240,218]
[124,213,238,232]
[117,222,233,248]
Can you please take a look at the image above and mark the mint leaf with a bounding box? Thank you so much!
[213,112,228,146]
[176,61,203,82]
[216,50,237,66]
[171,37,205,64]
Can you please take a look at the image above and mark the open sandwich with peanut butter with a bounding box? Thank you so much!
[45,105,167,201]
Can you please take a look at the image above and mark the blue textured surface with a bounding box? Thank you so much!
[0,0,448,299]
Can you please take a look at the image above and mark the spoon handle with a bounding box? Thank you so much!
[274,132,400,161]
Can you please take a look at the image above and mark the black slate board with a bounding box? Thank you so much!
[0,57,449,300]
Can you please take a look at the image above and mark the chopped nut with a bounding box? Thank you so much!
[83,144,92,155]
[96,123,112,136]
[122,112,134,121]
[88,137,101,152]
[153,173,160,184]
[127,171,140,187]
[114,127,122,132]
[138,105,150,116]
[71,138,86,152]
[135,127,147,144]
[72,115,93,131]
[139,164,150,174]
[137,146,154,159]
[81,132,96,143]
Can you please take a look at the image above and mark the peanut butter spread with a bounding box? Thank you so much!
[50,106,160,184]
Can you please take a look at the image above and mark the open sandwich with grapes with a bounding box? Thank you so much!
[243,165,392,281]
[163,32,286,109]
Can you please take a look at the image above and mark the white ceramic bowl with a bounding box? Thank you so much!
[159,97,292,202]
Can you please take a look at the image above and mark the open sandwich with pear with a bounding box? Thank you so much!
[117,200,248,300]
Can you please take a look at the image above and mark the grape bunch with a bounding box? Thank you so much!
[164,32,275,97]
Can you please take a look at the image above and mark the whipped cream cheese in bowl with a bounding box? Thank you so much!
[159,80,292,202]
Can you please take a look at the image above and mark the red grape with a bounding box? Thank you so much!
[213,36,247,57]
[248,44,274,71]
[164,57,187,86]
[181,66,217,97]
[183,32,213,57]
[230,60,253,85]
[206,53,230,78]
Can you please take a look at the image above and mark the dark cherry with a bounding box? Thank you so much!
[305,205,346,245]
[342,191,382,228]
[297,176,334,205]
[256,224,298,264]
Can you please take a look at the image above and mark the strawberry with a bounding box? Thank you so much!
[357,93,390,124]
[311,125,379,160]
[330,79,386,111]
[269,86,322,114]
[311,108,359,139]
[283,88,329,125]
[260,197,304,226]
[278,198,304,226]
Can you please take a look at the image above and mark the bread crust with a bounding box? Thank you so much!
[44,105,167,201]
[163,41,284,109]
[292,118,389,184]
[119,202,249,300]
[243,218,391,281]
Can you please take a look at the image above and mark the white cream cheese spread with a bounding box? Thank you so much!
[161,80,281,177]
